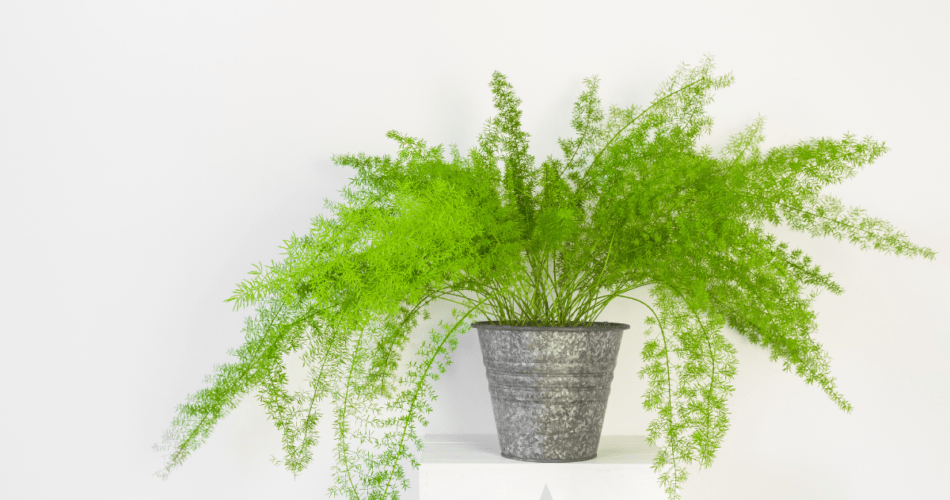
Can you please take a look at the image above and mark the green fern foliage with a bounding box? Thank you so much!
[155,56,934,499]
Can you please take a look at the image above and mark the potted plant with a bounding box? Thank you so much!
[155,56,935,500]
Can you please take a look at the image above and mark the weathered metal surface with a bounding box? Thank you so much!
[473,322,629,462]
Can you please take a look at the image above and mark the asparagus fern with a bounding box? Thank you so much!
[155,56,935,499]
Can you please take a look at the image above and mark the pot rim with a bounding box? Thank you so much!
[471,321,629,331]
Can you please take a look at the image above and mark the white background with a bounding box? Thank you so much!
[2,1,948,499]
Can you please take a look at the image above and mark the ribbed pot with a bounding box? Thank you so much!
[474,321,628,462]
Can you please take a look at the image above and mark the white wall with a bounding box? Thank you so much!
[2,1,948,499]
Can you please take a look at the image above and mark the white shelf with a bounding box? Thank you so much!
[420,434,665,500]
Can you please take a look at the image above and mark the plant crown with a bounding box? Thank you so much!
[155,56,935,500]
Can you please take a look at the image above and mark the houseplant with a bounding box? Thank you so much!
[155,56,935,499]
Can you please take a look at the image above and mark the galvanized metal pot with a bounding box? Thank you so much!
[473,321,629,462]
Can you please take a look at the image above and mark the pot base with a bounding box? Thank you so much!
[500,453,597,463]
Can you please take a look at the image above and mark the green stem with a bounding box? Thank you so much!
[338,327,366,496]
[664,283,719,468]
[380,296,491,500]
[576,77,710,193]
[615,293,679,486]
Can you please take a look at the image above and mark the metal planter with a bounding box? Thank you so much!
[473,321,629,462]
